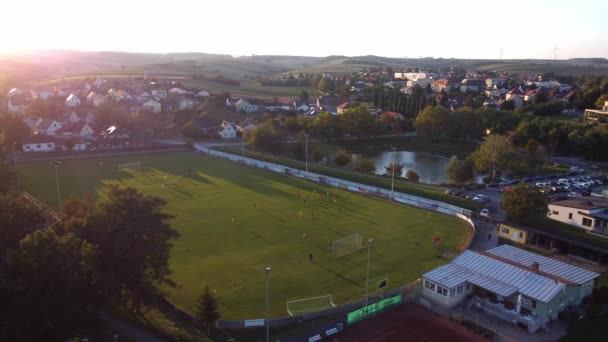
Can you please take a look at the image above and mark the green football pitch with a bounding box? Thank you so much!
[18,151,471,319]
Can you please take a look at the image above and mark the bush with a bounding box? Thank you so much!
[358,159,376,174]
[334,149,352,166]
[406,170,419,182]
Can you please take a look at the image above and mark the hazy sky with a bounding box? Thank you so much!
[2,0,606,59]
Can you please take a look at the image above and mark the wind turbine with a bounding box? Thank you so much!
[553,44,560,60]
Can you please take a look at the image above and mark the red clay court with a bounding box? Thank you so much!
[331,302,487,342]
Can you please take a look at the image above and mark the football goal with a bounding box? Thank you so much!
[332,234,363,256]
[117,162,141,169]
[286,295,336,316]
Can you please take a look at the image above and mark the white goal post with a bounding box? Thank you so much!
[332,234,363,256]
[286,295,336,316]
[117,162,141,169]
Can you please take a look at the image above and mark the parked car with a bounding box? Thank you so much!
[480,208,490,217]
[567,192,581,198]
[473,195,490,203]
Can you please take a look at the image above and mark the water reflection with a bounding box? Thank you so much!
[352,151,451,184]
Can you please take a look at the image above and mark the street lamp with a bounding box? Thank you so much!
[305,133,309,173]
[12,142,20,192]
[265,266,271,342]
[390,147,396,200]
[51,161,62,210]
[365,238,374,308]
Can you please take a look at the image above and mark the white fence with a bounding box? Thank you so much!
[195,146,473,219]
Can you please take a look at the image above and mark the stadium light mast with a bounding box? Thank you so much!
[13,142,20,192]
[305,133,309,172]
[365,238,374,308]
[51,161,62,210]
[265,266,271,342]
[390,147,396,200]
[241,131,245,158]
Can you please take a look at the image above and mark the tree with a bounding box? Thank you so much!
[405,170,419,182]
[246,120,286,153]
[334,149,352,166]
[471,134,515,181]
[64,138,75,151]
[358,159,376,174]
[384,163,404,177]
[0,192,47,254]
[0,112,31,147]
[195,286,220,336]
[595,94,608,109]
[317,78,332,93]
[502,182,547,223]
[340,105,375,139]
[312,112,342,140]
[445,156,474,184]
[413,106,451,138]
[501,99,515,111]
[71,185,180,311]
[0,230,100,341]
[299,90,309,102]
[182,120,203,140]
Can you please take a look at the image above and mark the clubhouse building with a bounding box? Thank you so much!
[421,245,599,332]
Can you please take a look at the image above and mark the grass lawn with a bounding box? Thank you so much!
[18,151,471,320]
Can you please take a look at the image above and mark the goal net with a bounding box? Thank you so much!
[117,162,141,169]
[332,234,363,256]
[286,295,336,316]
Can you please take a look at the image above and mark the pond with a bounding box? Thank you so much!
[352,150,452,184]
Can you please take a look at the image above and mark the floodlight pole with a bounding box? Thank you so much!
[241,131,245,158]
[13,142,20,192]
[265,266,271,342]
[390,147,396,200]
[305,133,309,172]
[365,238,374,308]
[51,161,62,210]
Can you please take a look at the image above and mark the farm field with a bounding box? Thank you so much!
[18,151,471,319]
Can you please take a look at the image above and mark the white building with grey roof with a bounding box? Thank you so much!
[422,245,598,331]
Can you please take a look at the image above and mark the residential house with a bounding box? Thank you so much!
[86,92,106,106]
[22,116,40,130]
[316,96,348,115]
[34,119,63,136]
[505,87,524,107]
[197,90,210,97]
[336,101,352,114]
[236,122,256,134]
[65,94,81,107]
[151,89,168,99]
[97,125,135,148]
[524,88,541,102]
[485,78,504,88]
[218,121,237,139]
[107,89,132,103]
[37,90,55,100]
[562,90,576,105]
[55,136,87,151]
[350,81,372,93]
[192,118,220,135]
[137,92,152,103]
[67,112,81,123]
[485,85,506,98]
[169,87,191,95]
[178,98,196,110]
[406,78,433,88]
[56,122,95,139]
[548,199,608,235]
[394,72,427,80]
[7,98,28,113]
[293,100,310,112]
[22,135,55,153]
[432,79,457,93]
[459,79,484,92]
[422,245,598,331]
[234,98,260,113]
[143,100,162,113]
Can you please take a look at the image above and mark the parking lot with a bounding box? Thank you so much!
[445,167,607,221]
